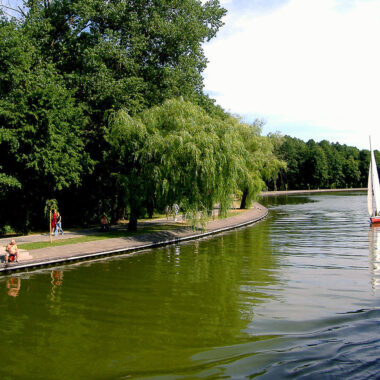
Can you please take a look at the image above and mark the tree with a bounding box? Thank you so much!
[0,19,87,231]
[273,136,308,190]
[109,99,246,230]
[235,122,285,209]
[300,140,328,189]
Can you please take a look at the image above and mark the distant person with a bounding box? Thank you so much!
[100,214,109,231]
[173,203,179,222]
[165,205,170,220]
[52,209,58,234]
[54,212,64,236]
[5,239,19,263]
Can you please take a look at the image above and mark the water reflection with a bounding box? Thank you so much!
[368,226,380,292]
[0,220,281,378]
[50,270,64,314]
[0,192,378,379]
[6,277,21,298]
[51,270,64,287]
[260,194,317,207]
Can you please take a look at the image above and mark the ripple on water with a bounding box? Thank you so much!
[1,192,379,379]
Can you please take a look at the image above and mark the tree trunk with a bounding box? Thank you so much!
[240,188,248,209]
[146,197,154,219]
[111,195,119,224]
[128,204,138,231]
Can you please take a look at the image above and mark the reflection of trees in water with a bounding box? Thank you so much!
[368,226,380,292]
[260,195,316,207]
[95,222,281,373]
[0,224,281,378]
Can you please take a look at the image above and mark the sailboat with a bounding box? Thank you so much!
[368,137,380,224]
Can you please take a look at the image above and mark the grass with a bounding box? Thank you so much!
[16,208,249,251]
[18,223,183,251]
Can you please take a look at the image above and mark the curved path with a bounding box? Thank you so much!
[0,203,267,274]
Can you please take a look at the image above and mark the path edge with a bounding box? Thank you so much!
[0,206,268,275]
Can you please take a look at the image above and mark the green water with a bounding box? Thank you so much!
[1,192,379,379]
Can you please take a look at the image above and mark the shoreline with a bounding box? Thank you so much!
[0,203,268,275]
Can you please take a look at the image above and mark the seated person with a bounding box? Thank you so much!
[5,239,19,263]
[100,214,109,231]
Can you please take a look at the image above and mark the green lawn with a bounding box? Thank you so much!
[17,209,246,251]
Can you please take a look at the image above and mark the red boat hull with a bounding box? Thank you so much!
[370,216,380,224]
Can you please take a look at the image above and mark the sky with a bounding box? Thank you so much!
[2,0,379,149]
[203,0,380,149]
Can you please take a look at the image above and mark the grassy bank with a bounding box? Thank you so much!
[19,224,182,251]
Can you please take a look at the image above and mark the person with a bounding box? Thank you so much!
[54,212,64,236]
[52,209,58,234]
[100,214,109,231]
[165,205,170,220]
[5,239,19,263]
[173,203,179,222]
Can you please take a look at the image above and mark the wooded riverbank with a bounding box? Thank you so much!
[0,203,267,275]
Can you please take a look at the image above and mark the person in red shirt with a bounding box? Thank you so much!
[52,209,58,234]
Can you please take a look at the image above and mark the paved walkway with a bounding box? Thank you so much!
[0,203,267,274]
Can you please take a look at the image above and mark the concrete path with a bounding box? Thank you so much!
[0,203,267,274]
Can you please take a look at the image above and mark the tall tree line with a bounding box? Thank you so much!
[0,1,283,233]
[266,135,376,191]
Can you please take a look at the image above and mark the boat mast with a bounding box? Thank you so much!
[370,136,380,217]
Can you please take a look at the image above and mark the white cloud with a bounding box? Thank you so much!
[204,0,380,149]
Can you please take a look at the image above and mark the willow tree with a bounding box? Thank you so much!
[108,99,244,231]
[234,120,285,209]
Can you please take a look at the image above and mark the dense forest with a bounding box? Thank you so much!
[265,135,377,192]
[0,0,283,233]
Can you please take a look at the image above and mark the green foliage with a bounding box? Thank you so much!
[0,224,16,236]
[109,99,245,229]
[235,122,285,208]
[0,0,284,234]
[269,135,374,190]
[0,19,87,192]
[44,199,58,220]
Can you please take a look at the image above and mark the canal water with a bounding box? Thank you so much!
[0,192,379,379]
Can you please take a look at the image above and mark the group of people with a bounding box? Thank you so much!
[51,209,64,236]
[165,203,180,221]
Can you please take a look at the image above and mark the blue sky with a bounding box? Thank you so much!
[203,0,380,149]
[3,0,379,149]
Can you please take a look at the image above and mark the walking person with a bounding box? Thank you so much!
[165,205,171,220]
[173,203,179,222]
[52,209,58,235]
[54,212,64,236]
[100,214,109,231]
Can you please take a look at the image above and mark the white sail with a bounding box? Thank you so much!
[371,149,380,216]
[368,160,374,217]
